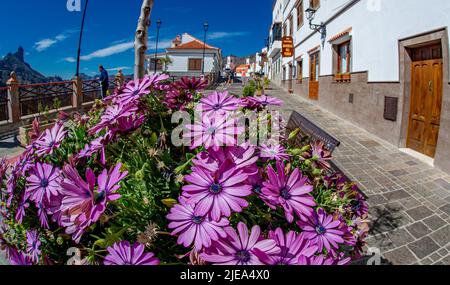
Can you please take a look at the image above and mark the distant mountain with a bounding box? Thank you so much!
[78,73,95,81]
[0,47,63,86]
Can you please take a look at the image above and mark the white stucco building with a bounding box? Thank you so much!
[146,33,222,79]
[266,0,450,173]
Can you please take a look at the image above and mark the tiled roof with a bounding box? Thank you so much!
[328,27,352,43]
[168,39,218,50]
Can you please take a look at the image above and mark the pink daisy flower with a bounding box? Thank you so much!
[167,197,229,250]
[34,122,67,156]
[197,91,241,116]
[200,222,280,265]
[297,208,346,254]
[261,161,316,223]
[182,161,252,221]
[26,163,61,204]
[104,241,160,265]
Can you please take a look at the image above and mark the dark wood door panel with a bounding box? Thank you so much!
[407,57,443,158]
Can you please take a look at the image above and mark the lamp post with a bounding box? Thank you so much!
[75,0,89,77]
[202,22,209,76]
[154,19,162,74]
[305,8,326,40]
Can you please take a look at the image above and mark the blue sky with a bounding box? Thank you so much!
[0,0,272,79]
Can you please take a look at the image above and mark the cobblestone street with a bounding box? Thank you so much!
[221,83,450,265]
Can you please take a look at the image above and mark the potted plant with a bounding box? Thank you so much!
[263,77,271,90]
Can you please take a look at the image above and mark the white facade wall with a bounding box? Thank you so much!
[167,52,218,73]
[271,0,450,82]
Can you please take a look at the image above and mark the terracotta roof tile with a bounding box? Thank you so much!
[328,27,352,43]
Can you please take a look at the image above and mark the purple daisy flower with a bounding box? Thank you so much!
[310,141,333,169]
[200,222,280,265]
[174,76,207,92]
[185,114,242,151]
[104,241,160,265]
[59,163,127,243]
[90,163,127,222]
[245,95,283,109]
[115,114,145,134]
[7,248,33,266]
[167,197,229,250]
[192,144,258,175]
[75,133,112,164]
[297,208,346,254]
[112,75,152,105]
[261,162,316,223]
[26,230,41,263]
[37,202,50,229]
[34,122,67,156]
[164,88,194,110]
[26,163,61,204]
[15,194,30,224]
[257,228,318,265]
[89,103,138,135]
[197,91,241,116]
[182,161,252,221]
[259,144,290,161]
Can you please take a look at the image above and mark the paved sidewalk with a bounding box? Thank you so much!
[221,83,450,265]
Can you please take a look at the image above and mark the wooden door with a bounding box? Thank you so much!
[309,52,319,100]
[407,57,443,158]
[288,63,293,91]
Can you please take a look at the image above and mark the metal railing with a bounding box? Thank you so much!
[19,81,73,117]
[82,79,102,103]
[82,76,133,103]
[0,87,8,122]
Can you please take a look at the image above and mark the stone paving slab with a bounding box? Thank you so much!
[217,83,450,265]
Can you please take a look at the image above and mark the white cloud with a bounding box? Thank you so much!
[62,56,76,63]
[107,66,131,72]
[207,31,249,40]
[34,39,58,52]
[148,39,173,50]
[81,42,134,61]
[34,31,74,52]
[62,38,174,63]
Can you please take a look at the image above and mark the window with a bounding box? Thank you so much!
[309,52,319,82]
[335,41,351,82]
[310,0,320,9]
[188,58,202,71]
[297,59,303,83]
[288,15,293,36]
[296,1,304,30]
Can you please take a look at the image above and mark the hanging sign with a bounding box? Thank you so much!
[282,36,294,57]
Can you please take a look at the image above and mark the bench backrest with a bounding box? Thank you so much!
[286,111,341,153]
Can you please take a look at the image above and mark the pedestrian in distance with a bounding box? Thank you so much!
[98,65,109,99]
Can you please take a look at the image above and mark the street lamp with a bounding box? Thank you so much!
[154,19,162,74]
[75,0,89,77]
[202,22,209,75]
[305,7,326,40]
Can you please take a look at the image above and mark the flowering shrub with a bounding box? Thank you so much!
[0,75,369,265]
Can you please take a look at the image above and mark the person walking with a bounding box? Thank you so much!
[98,65,109,99]
[114,69,126,89]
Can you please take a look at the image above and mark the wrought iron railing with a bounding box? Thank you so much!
[82,76,133,103]
[0,87,8,122]
[82,80,102,103]
[18,81,73,117]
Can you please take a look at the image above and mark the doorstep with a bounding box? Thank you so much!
[399,148,434,167]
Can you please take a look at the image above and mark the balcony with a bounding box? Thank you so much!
[268,40,282,58]
[268,23,282,58]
